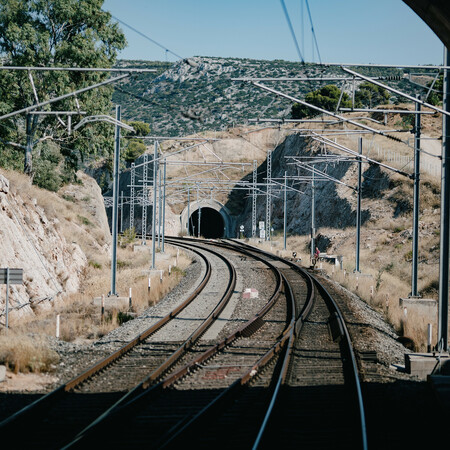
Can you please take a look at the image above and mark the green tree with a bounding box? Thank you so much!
[291,84,352,119]
[427,75,443,106]
[0,0,126,182]
[122,139,147,164]
[127,120,150,136]
[354,82,390,108]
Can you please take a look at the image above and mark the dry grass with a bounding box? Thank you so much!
[0,331,59,373]
[5,243,191,372]
[249,231,438,352]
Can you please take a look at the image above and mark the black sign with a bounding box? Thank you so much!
[0,268,23,285]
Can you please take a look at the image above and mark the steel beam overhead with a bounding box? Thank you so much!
[0,66,156,73]
[324,62,450,70]
[232,76,382,82]
[250,81,408,140]
[339,108,435,115]
[0,74,129,121]
[341,67,450,118]
[310,133,412,178]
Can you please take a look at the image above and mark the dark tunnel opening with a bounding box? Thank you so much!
[189,207,225,238]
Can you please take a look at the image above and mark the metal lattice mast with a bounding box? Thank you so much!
[311,165,315,260]
[252,159,257,237]
[151,142,158,269]
[266,149,272,241]
[141,153,148,244]
[158,164,162,249]
[130,162,135,231]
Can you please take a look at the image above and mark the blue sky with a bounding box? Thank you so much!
[102,0,444,65]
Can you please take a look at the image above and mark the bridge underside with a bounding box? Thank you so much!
[403,0,450,48]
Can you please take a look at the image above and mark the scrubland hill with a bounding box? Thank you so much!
[112,57,425,136]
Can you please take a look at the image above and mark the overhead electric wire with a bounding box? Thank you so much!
[110,14,184,61]
[305,0,322,64]
[280,0,305,64]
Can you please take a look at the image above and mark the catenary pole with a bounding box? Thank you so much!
[438,47,450,352]
[162,159,166,253]
[284,171,287,250]
[187,187,190,236]
[355,138,362,273]
[151,142,158,269]
[411,96,421,297]
[311,166,315,261]
[110,105,121,296]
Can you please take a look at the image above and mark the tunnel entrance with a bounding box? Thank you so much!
[188,207,225,238]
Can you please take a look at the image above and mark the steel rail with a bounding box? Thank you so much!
[63,239,238,448]
[308,270,368,450]
[227,239,367,449]
[65,237,285,448]
[0,243,212,431]
[153,238,316,449]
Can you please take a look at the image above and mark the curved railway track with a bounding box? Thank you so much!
[0,237,367,449]
[0,242,238,448]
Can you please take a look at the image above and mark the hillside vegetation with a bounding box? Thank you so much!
[112,57,430,135]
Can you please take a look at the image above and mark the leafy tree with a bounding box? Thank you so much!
[0,0,126,183]
[291,84,352,119]
[122,139,146,164]
[354,82,390,108]
[127,120,150,137]
[427,75,443,106]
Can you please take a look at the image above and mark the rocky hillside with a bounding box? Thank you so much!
[113,57,430,136]
[0,169,111,323]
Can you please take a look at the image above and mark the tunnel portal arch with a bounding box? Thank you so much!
[180,199,234,238]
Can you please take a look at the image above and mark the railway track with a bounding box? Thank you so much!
[0,242,239,448]
[0,237,368,449]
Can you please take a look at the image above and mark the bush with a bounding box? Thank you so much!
[119,227,137,247]
[33,159,62,191]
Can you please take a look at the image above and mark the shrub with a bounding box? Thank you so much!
[33,159,62,191]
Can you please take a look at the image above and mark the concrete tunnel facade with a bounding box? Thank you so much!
[180,199,234,238]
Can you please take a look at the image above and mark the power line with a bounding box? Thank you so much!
[305,0,322,64]
[111,14,184,61]
[280,0,305,64]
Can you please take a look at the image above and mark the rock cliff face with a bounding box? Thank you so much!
[231,133,395,236]
[0,171,109,323]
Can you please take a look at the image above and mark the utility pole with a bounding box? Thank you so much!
[158,164,162,249]
[141,153,148,245]
[438,47,450,352]
[411,95,421,298]
[355,138,362,273]
[266,149,272,241]
[162,159,167,253]
[252,160,257,238]
[151,141,158,269]
[310,166,315,261]
[130,162,135,231]
[284,171,287,250]
[187,187,190,236]
[110,105,121,296]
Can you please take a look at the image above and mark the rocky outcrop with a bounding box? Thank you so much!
[232,133,395,237]
[0,173,87,322]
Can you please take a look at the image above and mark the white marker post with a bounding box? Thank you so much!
[56,314,60,339]
[428,324,433,353]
